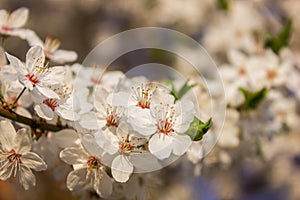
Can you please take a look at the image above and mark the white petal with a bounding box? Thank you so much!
[116,122,129,141]
[128,106,156,136]
[148,133,173,160]
[35,85,59,99]
[111,155,133,183]
[52,129,79,148]
[13,128,31,154]
[8,7,29,28]
[79,112,105,130]
[60,146,88,165]
[107,92,130,107]
[51,50,77,64]
[5,52,27,76]
[0,10,8,26]
[0,120,16,151]
[66,168,87,192]
[93,86,109,112]
[18,166,36,190]
[94,131,118,155]
[82,134,104,157]
[8,28,29,39]
[56,106,79,121]
[34,104,54,120]
[94,170,113,198]
[21,152,47,171]
[26,46,44,73]
[0,163,13,180]
[25,30,43,46]
[172,134,192,156]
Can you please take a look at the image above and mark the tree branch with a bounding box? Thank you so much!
[0,106,68,132]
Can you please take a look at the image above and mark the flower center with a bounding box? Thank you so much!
[43,98,58,110]
[133,83,156,109]
[105,105,122,127]
[157,120,174,135]
[156,104,175,135]
[87,156,102,170]
[238,67,247,76]
[267,69,277,80]
[106,114,119,127]
[119,141,133,154]
[26,73,40,85]
[7,149,21,164]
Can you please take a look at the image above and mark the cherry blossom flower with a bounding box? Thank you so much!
[27,35,78,64]
[0,120,47,190]
[128,91,194,160]
[60,135,113,198]
[0,7,32,40]
[95,123,150,183]
[72,63,124,90]
[79,86,128,130]
[6,46,65,99]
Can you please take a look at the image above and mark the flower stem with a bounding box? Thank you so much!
[0,106,69,132]
[9,87,26,109]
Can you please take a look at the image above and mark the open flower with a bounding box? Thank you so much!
[95,123,149,183]
[34,82,79,121]
[129,92,194,160]
[6,46,65,99]
[60,135,112,198]
[0,120,47,190]
[0,7,31,39]
[79,86,127,130]
[27,36,77,64]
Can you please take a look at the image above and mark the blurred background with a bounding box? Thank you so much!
[0,0,300,200]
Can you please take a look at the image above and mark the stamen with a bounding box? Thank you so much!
[87,156,102,170]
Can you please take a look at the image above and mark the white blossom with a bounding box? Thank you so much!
[0,120,47,190]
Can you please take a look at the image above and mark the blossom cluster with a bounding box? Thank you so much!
[0,7,210,199]
[1,1,300,199]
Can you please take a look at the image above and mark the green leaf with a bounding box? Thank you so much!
[218,0,229,11]
[166,80,197,101]
[264,20,292,54]
[185,117,213,141]
[238,87,267,110]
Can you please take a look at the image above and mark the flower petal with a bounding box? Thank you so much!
[18,166,36,190]
[13,128,31,154]
[34,104,54,120]
[128,106,156,136]
[94,170,113,198]
[60,146,88,165]
[148,133,173,160]
[51,50,77,64]
[82,134,104,157]
[66,168,87,192]
[94,130,118,155]
[7,7,29,28]
[5,52,27,76]
[0,162,13,180]
[111,155,133,183]
[0,120,16,151]
[26,46,44,73]
[0,10,8,26]
[21,152,47,171]
[172,134,192,156]
[35,85,59,99]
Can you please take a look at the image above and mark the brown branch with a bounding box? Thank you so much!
[0,106,69,132]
